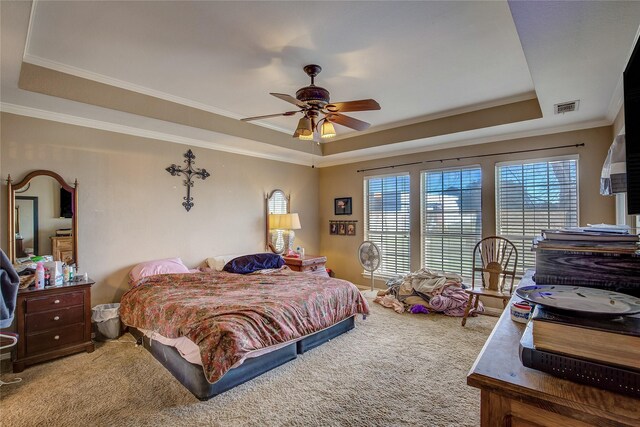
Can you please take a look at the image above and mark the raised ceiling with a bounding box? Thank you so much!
[1,1,639,166]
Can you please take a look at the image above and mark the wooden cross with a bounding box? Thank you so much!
[166,149,210,211]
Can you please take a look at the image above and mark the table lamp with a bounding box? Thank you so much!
[269,213,302,254]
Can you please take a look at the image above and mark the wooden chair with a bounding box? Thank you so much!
[461,236,518,326]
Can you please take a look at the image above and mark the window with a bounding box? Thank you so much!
[421,166,482,279]
[364,174,410,276]
[496,157,579,274]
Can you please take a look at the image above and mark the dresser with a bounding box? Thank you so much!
[13,279,95,373]
[467,272,640,426]
[283,255,329,277]
[50,236,74,264]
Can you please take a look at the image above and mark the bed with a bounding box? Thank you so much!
[120,264,369,400]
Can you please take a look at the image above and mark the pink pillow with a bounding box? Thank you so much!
[129,258,190,283]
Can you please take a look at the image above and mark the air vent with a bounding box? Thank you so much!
[554,100,580,114]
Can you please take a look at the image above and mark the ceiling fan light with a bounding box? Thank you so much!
[295,117,313,136]
[321,120,336,139]
[298,133,314,140]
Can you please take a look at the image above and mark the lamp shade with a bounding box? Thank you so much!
[269,213,301,230]
[295,117,313,137]
[321,120,336,139]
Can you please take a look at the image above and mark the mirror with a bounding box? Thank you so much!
[265,189,289,253]
[7,170,79,266]
[15,196,39,257]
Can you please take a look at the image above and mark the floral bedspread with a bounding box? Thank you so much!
[119,269,369,383]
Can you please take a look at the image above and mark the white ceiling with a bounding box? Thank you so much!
[2,1,640,167]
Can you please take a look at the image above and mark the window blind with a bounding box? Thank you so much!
[421,167,482,279]
[496,157,579,274]
[364,174,411,276]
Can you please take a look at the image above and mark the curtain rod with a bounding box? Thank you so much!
[356,143,585,173]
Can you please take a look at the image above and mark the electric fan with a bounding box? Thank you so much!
[358,241,381,291]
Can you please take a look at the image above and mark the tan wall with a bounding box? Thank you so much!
[1,113,320,305]
[319,126,616,288]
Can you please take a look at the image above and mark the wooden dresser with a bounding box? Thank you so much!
[283,255,329,277]
[50,236,74,264]
[467,271,640,426]
[13,279,95,373]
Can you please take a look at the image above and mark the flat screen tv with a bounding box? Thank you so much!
[60,187,73,218]
[625,36,640,214]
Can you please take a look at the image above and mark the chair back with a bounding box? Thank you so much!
[472,236,518,294]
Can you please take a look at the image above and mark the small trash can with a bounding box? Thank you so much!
[91,303,121,340]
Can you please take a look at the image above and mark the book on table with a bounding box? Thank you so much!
[532,236,638,253]
[530,305,640,371]
[541,229,640,242]
[519,321,640,397]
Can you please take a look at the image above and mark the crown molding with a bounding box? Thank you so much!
[21,54,293,136]
[0,102,313,167]
[314,118,611,168]
[330,91,538,142]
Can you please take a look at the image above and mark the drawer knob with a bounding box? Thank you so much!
[54,299,60,304]
[53,316,60,321]
[54,335,60,340]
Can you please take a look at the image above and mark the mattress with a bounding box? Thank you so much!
[137,328,296,367]
[120,268,369,383]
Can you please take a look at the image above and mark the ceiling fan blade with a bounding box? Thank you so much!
[270,93,308,108]
[328,113,371,131]
[326,99,380,113]
[241,110,301,122]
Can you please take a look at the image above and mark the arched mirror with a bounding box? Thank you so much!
[265,189,289,253]
[7,171,79,266]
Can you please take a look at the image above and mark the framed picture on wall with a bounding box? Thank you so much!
[334,197,352,215]
[329,222,338,235]
[338,222,346,235]
[346,222,356,236]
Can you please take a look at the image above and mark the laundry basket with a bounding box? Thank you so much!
[91,303,121,340]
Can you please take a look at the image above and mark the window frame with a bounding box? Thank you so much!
[363,172,411,278]
[495,154,580,274]
[420,164,483,280]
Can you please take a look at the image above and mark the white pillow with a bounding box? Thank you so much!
[129,257,190,282]
[206,254,244,271]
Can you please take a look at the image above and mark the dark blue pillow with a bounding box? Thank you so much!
[222,253,284,274]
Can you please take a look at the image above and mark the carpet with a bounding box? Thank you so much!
[0,298,496,427]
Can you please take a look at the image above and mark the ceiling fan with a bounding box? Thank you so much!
[241,64,381,141]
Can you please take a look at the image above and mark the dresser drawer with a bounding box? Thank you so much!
[26,305,84,333]
[26,324,85,355]
[55,239,73,250]
[26,291,84,313]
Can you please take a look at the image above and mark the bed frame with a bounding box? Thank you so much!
[129,315,355,400]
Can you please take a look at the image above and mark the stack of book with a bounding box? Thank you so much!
[533,225,639,254]
[520,305,640,397]
[56,228,72,236]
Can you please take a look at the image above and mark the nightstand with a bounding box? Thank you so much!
[13,279,95,373]
[283,255,329,277]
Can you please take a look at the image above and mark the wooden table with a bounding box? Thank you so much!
[467,271,640,427]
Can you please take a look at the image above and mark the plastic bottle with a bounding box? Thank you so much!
[63,264,70,283]
[35,262,45,289]
[44,268,51,287]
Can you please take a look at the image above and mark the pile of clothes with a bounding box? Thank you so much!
[373,268,484,317]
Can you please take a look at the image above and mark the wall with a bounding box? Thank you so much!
[319,126,616,288]
[1,113,320,305]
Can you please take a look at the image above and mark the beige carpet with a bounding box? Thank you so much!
[0,299,496,427]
